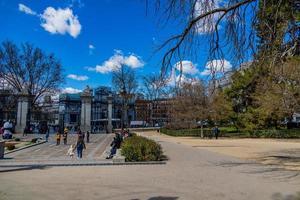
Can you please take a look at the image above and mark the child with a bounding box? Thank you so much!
[56,132,61,145]
[67,144,75,158]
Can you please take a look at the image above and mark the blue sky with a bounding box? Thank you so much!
[0,0,236,93]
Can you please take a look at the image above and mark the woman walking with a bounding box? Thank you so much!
[75,137,86,159]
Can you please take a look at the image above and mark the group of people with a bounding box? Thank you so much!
[55,128,91,159]
[0,120,14,139]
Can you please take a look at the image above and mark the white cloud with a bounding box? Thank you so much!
[41,7,81,38]
[18,3,37,15]
[88,44,95,49]
[193,0,223,34]
[87,50,144,74]
[67,74,89,81]
[200,59,232,76]
[88,44,95,55]
[62,87,82,94]
[174,60,199,75]
[167,67,200,87]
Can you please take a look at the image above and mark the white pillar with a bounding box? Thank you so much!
[80,88,92,133]
[15,94,29,134]
[107,94,113,133]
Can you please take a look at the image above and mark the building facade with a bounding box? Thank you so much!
[58,86,135,132]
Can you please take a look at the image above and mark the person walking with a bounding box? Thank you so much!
[45,127,50,142]
[213,126,220,139]
[86,131,90,143]
[77,128,83,138]
[75,137,86,159]
[56,132,61,145]
[63,127,68,145]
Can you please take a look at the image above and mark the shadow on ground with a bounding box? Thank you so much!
[0,165,49,173]
[131,196,178,200]
[272,192,300,200]
[217,160,300,181]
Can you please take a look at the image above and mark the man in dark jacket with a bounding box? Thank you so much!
[213,126,220,139]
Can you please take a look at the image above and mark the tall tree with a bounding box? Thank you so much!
[170,81,208,136]
[142,74,168,101]
[150,0,299,77]
[0,41,64,105]
[112,65,138,128]
[142,74,169,125]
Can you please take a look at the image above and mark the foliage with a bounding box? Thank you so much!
[161,127,300,138]
[169,81,208,129]
[121,135,163,162]
[208,89,234,124]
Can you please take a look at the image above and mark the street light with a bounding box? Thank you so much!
[119,87,126,130]
[119,87,134,130]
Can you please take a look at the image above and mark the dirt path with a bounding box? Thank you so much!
[138,131,300,171]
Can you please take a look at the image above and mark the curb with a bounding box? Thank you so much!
[0,161,167,168]
[4,141,47,155]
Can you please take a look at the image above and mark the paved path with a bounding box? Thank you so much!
[0,132,299,200]
[1,134,113,165]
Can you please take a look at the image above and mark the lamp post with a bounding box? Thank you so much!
[119,87,126,131]
[59,104,65,133]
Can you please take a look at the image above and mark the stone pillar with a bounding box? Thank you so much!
[15,93,29,134]
[80,86,92,133]
[107,94,113,133]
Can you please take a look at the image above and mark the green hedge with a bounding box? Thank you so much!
[160,128,300,138]
[249,129,300,138]
[121,135,163,162]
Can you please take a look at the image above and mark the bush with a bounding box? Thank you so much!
[249,129,300,138]
[6,144,15,150]
[121,135,163,162]
[160,127,300,138]
[14,138,21,141]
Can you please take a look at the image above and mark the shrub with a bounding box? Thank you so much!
[160,127,300,138]
[14,138,21,141]
[121,135,163,162]
[6,144,15,150]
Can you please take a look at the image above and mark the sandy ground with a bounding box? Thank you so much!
[139,131,300,171]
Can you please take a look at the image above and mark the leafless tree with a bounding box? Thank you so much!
[150,0,299,79]
[142,74,168,100]
[0,41,64,106]
[112,65,138,128]
[142,74,169,125]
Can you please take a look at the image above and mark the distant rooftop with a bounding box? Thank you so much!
[59,93,81,101]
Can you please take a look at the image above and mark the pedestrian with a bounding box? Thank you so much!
[86,131,90,143]
[75,137,86,159]
[77,128,82,138]
[82,131,85,141]
[23,124,30,136]
[213,126,220,139]
[63,127,68,145]
[56,132,61,145]
[106,133,122,159]
[45,128,50,142]
[3,120,13,139]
